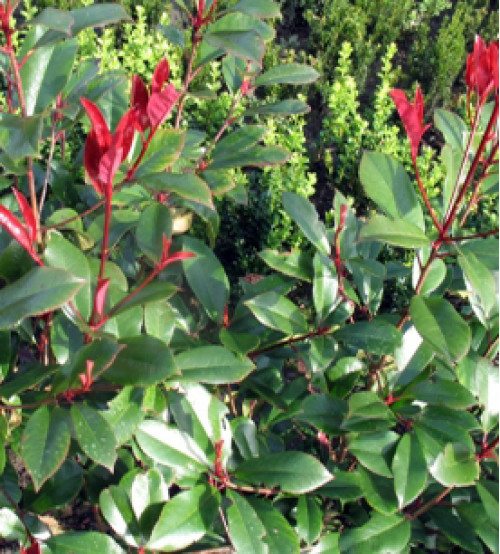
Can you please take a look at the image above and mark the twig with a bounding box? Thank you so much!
[406,486,454,520]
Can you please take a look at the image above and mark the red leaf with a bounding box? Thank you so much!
[0,205,41,264]
[147,85,180,129]
[131,75,150,132]
[93,278,110,322]
[390,87,429,163]
[152,58,170,94]
[12,187,36,244]
[466,36,499,103]
[83,131,105,196]
[80,98,111,151]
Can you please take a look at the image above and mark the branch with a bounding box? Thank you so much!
[406,486,454,520]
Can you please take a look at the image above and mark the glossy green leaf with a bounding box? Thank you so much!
[226,489,266,553]
[297,495,322,545]
[360,215,430,248]
[434,108,467,151]
[339,512,411,553]
[104,335,178,386]
[283,191,330,255]
[298,394,347,435]
[391,433,427,508]
[21,39,77,116]
[46,531,125,553]
[135,420,210,473]
[313,252,339,322]
[87,210,140,250]
[358,466,398,514]
[71,404,117,470]
[311,533,340,553]
[232,417,259,459]
[110,281,178,318]
[30,8,75,34]
[244,99,310,116]
[231,0,281,18]
[458,502,499,554]
[134,130,184,178]
[156,24,185,47]
[212,126,267,158]
[176,345,254,384]
[334,319,401,356]
[235,451,332,494]
[410,379,475,409]
[181,236,229,323]
[0,113,43,159]
[200,169,235,196]
[429,506,483,553]
[220,328,260,355]
[476,480,499,525]
[144,301,176,344]
[99,486,142,547]
[0,508,26,542]
[349,431,399,478]
[342,392,397,432]
[147,484,220,550]
[0,363,56,399]
[205,29,264,62]
[0,266,84,329]
[360,152,424,229]
[244,291,308,335]
[21,406,70,491]
[248,497,300,553]
[102,387,145,446]
[135,204,172,262]
[259,249,313,282]
[316,471,363,502]
[459,238,499,270]
[130,469,170,520]
[429,442,480,486]
[141,173,213,208]
[256,63,320,86]
[409,296,471,362]
[209,145,290,169]
[44,231,92,320]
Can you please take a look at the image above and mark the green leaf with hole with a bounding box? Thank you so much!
[0,266,85,329]
[147,484,220,550]
[391,433,427,508]
[71,404,117,470]
[409,296,471,362]
[21,406,70,491]
[181,236,229,323]
[283,191,330,255]
[235,452,332,494]
[245,291,308,335]
[256,63,320,86]
[360,215,430,248]
[176,345,254,384]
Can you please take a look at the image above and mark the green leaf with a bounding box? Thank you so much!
[334,319,401,356]
[71,404,117,470]
[134,130,185,178]
[235,451,332,494]
[231,417,259,459]
[21,39,78,116]
[283,191,330,255]
[429,506,483,553]
[135,204,172,263]
[212,125,267,158]
[310,533,340,553]
[412,253,446,295]
[0,113,43,159]
[410,379,475,409]
[46,531,125,553]
[360,152,424,229]
[342,392,397,433]
[130,469,170,520]
[409,296,471,362]
[181,236,229,323]
[298,394,347,435]
[256,63,320,86]
[104,335,179,386]
[360,215,430,248]
[244,291,308,335]
[201,169,235,196]
[209,145,290,169]
[429,443,480,486]
[313,252,339,322]
[144,301,176,344]
[141,173,213,208]
[0,508,26,542]
[391,433,427,508]
[102,387,145,446]
[316,471,363,502]
[0,363,55,399]
[147,484,220,550]
[231,0,281,18]
[244,99,310,116]
[458,502,499,554]
[297,495,322,545]
[226,489,266,553]
[205,29,264,62]
[176,345,255,384]
[21,406,70,491]
[135,420,210,473]
[99,486,142,547]
[156,24,185,47]
[110,281,178,318]
[476,481,499,525]
[434,109,467,152]
[459,238,498,270]
[44,231,92,320]
[259,249,313,282]
[358,466,398,514]
[0,266,84,329]
[349,431,399,478]
[30,8,75,34]
[248,497,300,553]
[220,328,260,355]
[339,513,410,553]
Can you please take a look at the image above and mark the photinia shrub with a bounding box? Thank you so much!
[0,2,498,552]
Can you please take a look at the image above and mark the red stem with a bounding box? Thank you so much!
[98,197,112,281]
[414,163,442,232]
